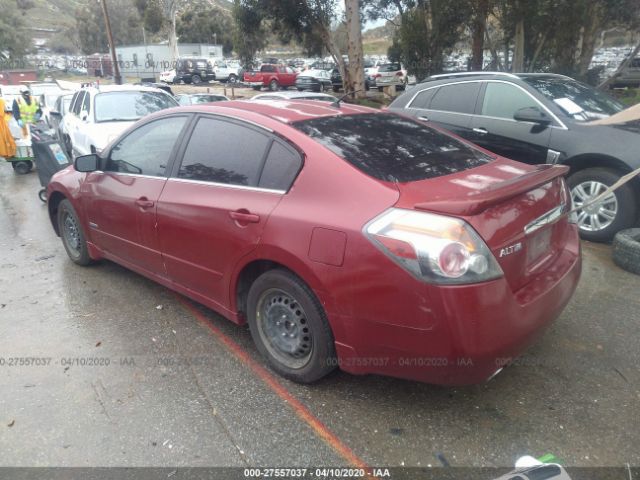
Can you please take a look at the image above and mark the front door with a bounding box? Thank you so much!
[470,81,552,164]
[82,115,190,274]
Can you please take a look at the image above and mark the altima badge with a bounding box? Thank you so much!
[499,242,522,257]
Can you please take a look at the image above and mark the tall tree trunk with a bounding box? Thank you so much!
[484,29,502,70]
[470,0,488,71]
[577,2,601,77]
[512,18,525,72]
[345,0,365,97]
[528,30,548,72]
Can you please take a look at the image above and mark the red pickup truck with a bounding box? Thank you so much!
[243,64,298,91]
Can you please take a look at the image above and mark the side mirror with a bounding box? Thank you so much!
[514,107,551,126]
[81,112,88,122]
[74,154,99,172]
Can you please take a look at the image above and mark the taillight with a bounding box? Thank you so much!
[373,73,381,78]
[395,71,403,76]
[364,209,503,285]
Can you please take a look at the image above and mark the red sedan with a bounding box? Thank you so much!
[47,100,581,385]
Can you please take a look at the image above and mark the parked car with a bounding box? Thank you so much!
[389,72,640,242]
[136,82,174,95]
[374,62,409,91]
[176,93,229,105]
[48,100,581,386]
[49,92,74,142]
[330,69,374,92]
[243,64,298,91]
[159,69,176,84]
[609,56,640,88]
[295,69,332,92]
[251,91,336,102]
[174,57,215,84]
[212,60,242,83]
[62,85,178,158]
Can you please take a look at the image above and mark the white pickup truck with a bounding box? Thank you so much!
[212,60,242,83]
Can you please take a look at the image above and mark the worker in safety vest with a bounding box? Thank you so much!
[12,86,42,135]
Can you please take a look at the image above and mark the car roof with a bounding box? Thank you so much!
[172,99,375,124]
[79,84,167,94]
[419,71,572,85]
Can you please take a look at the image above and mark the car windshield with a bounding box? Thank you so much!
[293,113,493,182]
[94,91,178,122]
[522,77,626,120]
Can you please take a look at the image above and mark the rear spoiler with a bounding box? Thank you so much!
[414,164,569,217]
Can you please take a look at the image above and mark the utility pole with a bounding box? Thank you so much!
[100,0,122,84]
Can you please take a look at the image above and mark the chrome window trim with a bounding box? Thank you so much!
[103,171,167,180]
[407,79,568,130]
[168,177,286,195]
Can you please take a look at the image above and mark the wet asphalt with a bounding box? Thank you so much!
[0,161,639,469]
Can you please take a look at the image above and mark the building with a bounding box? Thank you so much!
[114,43,224,80]
[0,70,38,86]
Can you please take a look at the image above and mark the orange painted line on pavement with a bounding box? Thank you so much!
[174,294,374,473]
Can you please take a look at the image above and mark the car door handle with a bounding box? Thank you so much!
[417,115,429,122]
[229,210,260,224]
[135,197,154,209]
[473,127,488,135]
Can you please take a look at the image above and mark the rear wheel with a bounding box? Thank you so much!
[12,160,32,175]
[247,269,336,383]
[38,189,47,203]
[269,79,279,91]
[57,199,92,266]
[192,74,202,85]
[228,74,237,84]
[568,167,637,242]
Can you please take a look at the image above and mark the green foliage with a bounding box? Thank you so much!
[75,0,144,55]
[177,5,234,55]
[389,0,473,79]
[143,0,165,34]
[0,0,31,59]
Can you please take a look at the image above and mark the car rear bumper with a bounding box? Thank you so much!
[244,81,264,87]
[332,227,581,385]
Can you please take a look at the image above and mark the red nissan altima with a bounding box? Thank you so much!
[47,100,581,385]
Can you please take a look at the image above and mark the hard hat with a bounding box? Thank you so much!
[19,86,30,94]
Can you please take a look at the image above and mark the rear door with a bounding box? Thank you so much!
[470,81,552,164]
[411,81,481,138]
[82,115,190,274]
[157,115,302,309]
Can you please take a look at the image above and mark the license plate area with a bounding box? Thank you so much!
[526,227,552,266]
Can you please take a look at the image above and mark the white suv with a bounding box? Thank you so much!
[62,85,178,157]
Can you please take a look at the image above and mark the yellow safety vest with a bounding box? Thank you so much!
[18,97,39,124]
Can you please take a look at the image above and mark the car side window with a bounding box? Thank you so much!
[178,117,270,187]
[82,93,90,115]
[258,141,302,191]
[72,92,85,116]
[429,82,480,114]
[481,82,539,120]
[409,88,437,109]
[106,116,188,176]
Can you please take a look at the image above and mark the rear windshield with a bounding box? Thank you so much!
[379,63,401,72]
[293,113,493,182]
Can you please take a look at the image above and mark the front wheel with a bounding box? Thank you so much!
[12,160,33,174]
[57,199,93,266]
[192,75,202,85]
[568,167,637,242]
[269,79,279,91]
[247,269,336,383]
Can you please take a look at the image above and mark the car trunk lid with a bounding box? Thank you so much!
[394,160,570,291]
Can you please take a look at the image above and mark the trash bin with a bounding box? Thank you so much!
[31,128,71,202]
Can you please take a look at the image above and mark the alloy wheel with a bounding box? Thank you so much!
[571,180,618,232]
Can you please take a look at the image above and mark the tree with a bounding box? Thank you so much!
[233,0,366,95]
[0,0,31,59]
[389,0,473,80]
[177,6,235,55]
[76,0,143,55]
[469,0,489,70]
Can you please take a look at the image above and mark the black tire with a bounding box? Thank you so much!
[613,228,640,275]
[228,74,237,84]
[269,79,279,91]
[57,199,92,266]
[252,86,262,91]
[38,189,47,203]
[332,85,340,93]
[192,75,202,85]
[567,167,637,242]
[12,161,32,175]
[247,269,336,383]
